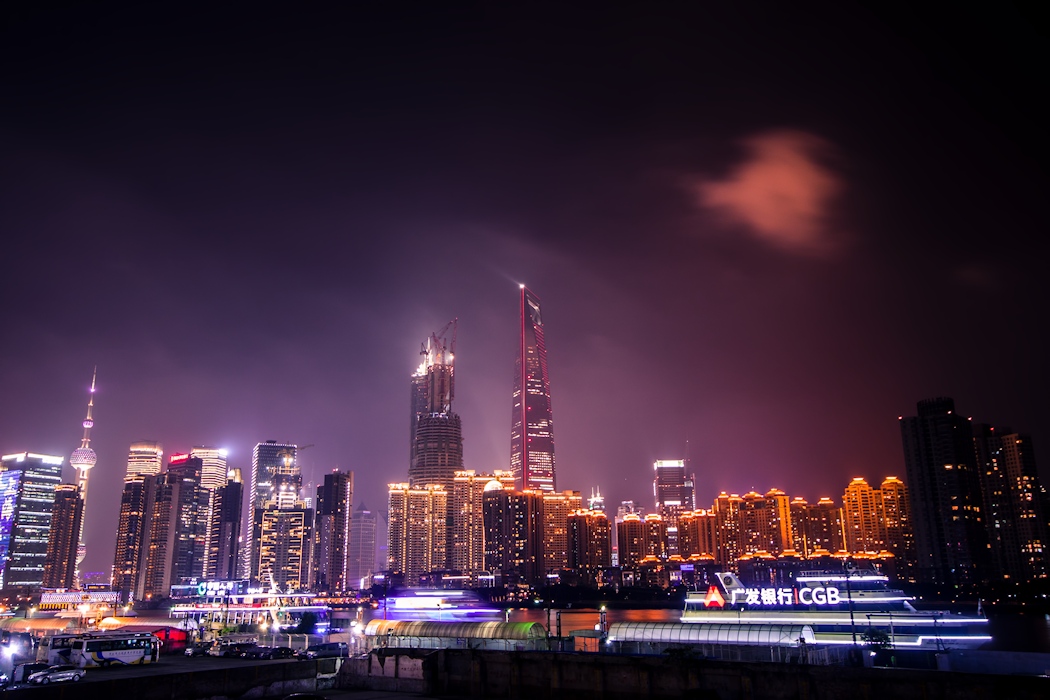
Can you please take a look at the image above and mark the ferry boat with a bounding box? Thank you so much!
[376,589,502,621]
[169,581,331,633]
[682,570,990,650]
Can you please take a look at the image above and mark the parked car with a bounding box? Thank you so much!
[209,642,256,658]
[184,643,212,657]
[294,642,348,659]
[27,665,84,684]
[11,662,50,683]
[239,645,271,659]
[263,646,295,659]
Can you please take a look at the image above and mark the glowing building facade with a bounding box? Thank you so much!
[42,483,83,589]
[387,483,447,586]
[126,441,164,479]
[511,286,555,492]
[346,503,377,589]
[313,470,354,592]
[249,441,300,584]
[451,470,514,580]
[0,452,64,591]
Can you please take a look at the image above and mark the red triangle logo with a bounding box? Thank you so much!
[703,585,725,608]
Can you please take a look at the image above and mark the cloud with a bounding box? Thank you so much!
[696,130,842,255]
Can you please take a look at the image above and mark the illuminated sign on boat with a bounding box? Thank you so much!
[702,586,842,607]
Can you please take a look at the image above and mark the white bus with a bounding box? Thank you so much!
[54,632,161,668]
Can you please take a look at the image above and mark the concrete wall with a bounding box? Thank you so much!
[340,649,1050,700]
[6,658,340,700]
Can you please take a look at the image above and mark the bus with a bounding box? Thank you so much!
[46,632,161,668]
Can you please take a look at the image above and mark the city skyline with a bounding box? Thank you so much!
[2,5,1047,578]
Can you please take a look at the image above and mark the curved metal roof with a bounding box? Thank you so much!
[607,622,815,647]
[364,620,547,640]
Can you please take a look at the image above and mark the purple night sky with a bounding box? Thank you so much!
[2,4,1048,576]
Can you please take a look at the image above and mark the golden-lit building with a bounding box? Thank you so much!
[258,507,313,592]
[42,484,83,589]
[542,490,582,575]
[567,509,611,583]
[387,483,447,586]
[451,470,514,580]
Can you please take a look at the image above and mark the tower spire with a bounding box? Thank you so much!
[69,367,99,585]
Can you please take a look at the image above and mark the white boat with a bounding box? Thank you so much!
[681,570,990,650]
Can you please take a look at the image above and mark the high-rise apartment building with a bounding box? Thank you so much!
[258,506,313,592]
[451,470,514,580]
[805,497,844,554]
[387,483,447,586]
[346,503,377,589]
[0,452,64,591]
[880,476,915,581]
[616,514,645,568]
[711,492,743,566]
[567,509,612,583]
[126,441,164,479]
[511,286,555,492]
[542,490,582,577]
[973,425,1049,583]
[677,509,717,558]
[842,477,885,553]
[313,471,353,592]
[482,487,542,585]
[42,484,83,589]
[900,398,988,591]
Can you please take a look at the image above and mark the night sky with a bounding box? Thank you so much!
[2,4,1048,576]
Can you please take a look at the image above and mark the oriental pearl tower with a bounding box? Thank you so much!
[69,368,98,587]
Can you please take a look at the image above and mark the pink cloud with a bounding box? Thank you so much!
[697,130,842,255]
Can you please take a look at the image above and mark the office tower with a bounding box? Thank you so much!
[409,323,463,489]
[42,484,83,589]
[653,460,695,524]
[567,510,612,583]
[612,500,637,565]
[451,470,514,580]
[346,503,378,589]
[387,483,447,586]
[204,473,243,581]
[482,487,542,585]
[511,285,556,492]
[68,369,97,581]
[880,476,916,581]
[542,490,582,576]
[806,497,844,554]
[112,475,157,603]
[258,507,313,592]
[141,456,207,598]
[314,470,354,592]
[616,514,645,567]
[0,452,64,591]
[249,441,299,582]
[973,426,1049,583]
[126,441,164,478]
[711,492,742,566]
[842,477,885,553]
[677,509,717,558]
[191,446,228,579]
[900,398,989,591]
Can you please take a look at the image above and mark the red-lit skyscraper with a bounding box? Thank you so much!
[511,285,555,492]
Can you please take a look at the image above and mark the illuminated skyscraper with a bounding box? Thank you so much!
[842,477,885,553]
[387,483,447,586]
[542,490,582,576]
[126,441,164,479]
[42,484,83,589]
[204,472,243,581]
[511,285,555,492]
[451,470,514,580]
[112,475,156,603]
[346,503,378,589]
[567,510,612,583]
[616,514,645,568]
[249,441,299,583]
[68,369,98,581]
[0,452,65,591]
[313,470,354,592]
[258,507,313,592]
[653,460,694,523]
[482,486,542,585]
[409,322,462,490]
[141,456,207,599]
[879,476,916,581]
[900,397,988,591]
[192,446,228,578]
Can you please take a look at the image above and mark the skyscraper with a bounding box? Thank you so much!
[42,484,83,589]
[451,470,514,581]
[653,459,694,522]
[842,477,884,553]
[191,446,228,579]
[141,456,207,598]
[409,323,462,490]
[126,441,164,479]
[511,285,555,492]
[346,503,378,589]
[0,452,64,591]
[567,510,612,584]
[204,472,243,581]
[314,470,354,592]
[112,475,157,603]
[387,483,447,586]
[482,486,542,585]
[68,369,98,583]
[900,397,988,592]
[542,490,582,576]
[249,441,299,583]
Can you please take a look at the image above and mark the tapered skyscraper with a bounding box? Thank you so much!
[511,285,555,492]
[69,369,98,582]
[409,321,462,490]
